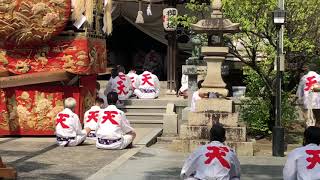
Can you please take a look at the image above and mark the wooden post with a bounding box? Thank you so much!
[166,0,177,94]
[0,156,17,179]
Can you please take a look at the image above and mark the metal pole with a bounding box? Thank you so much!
[272,0,285,157]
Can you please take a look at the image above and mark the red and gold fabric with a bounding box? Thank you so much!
[0,35,107,75]
[0,0,71,48]
[0,75,96,135]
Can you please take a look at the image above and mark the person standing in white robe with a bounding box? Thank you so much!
[55,97,90,147]
[134,69,160,99]
[83,98,104,140]
[181,125,241,180]
[178,74,188,98]
[191,80,204,112]
[296,70,320,127]
[105,66,133,100]
[96,92,136,150]
[283,126,320,180]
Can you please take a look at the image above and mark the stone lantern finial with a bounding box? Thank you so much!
[211,0,223,18]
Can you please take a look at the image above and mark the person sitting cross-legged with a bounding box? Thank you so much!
[55,97,90,147]
[105,66,133,101]
[83,97,104,140]
[134,68,160,99]
[283,126,320,180]
[181,124,241,180]
[96,92,136,150]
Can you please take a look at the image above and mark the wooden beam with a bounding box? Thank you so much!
[0,70,71,89]
[0,69,9,77]
[0,157,17,179]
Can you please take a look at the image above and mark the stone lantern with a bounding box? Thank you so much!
[191,0,239,96]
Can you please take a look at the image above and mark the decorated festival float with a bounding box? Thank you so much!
[0,0,112,135]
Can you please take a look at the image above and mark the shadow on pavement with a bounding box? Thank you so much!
[15,161,53,173]
[144,167,181,180]
[19,173,81,180]
[241,164,284,180]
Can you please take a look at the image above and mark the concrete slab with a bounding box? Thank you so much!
[0,137,128,179]
[105,143,286,180]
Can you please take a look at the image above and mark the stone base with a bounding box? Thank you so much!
[188,112,239,127]
[199,87,229,97]
[171,139,254,156]
[180,124,246,141]
[194,99,233,112]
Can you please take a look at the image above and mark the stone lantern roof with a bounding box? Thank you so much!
[191,0,240,35]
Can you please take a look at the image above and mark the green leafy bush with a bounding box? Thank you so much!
[240,67,298,136]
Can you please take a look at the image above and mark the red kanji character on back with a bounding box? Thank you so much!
[102,111,119,125]
[306,149,320,169]
[56,113,70,129]
[304,76,317,91]
[142,73,154,86]
[119,74,126,81]
[117,80,128,95]
[86,111,100,123]
[204,146,230,169]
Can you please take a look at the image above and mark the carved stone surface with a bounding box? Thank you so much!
[194,99,233,113]
[188,111,239,127]
[180,124,246,141]
[0,0,71,47]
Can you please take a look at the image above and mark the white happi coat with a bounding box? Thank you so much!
[55,108,86,147]
[95,105,135,149]
[181,141,241,180]
[105,72,133,100]
[127,72,140,90]
[191,91,202,112]
[283,143,320,180]
[134,71,160,99]
[179,74,188,92]
[83,105,101,132]
[297,71,320,109]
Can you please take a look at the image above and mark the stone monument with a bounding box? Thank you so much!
[172,0,254,156]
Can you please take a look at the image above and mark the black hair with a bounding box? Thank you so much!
[95,97,104,105]
[107,92,118,105]
[111,68,118,78]
[304,126,320,146]
[197,80,204,89]
[210,124,226,142]
[96,82,101,90]
[117,65,125,74]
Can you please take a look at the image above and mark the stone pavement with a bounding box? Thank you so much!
[104,143,287,180]
[0,127,161,180]
[1,136,287,180]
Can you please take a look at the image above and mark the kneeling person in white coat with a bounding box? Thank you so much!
[283,126,320,180]
[55,97,90,147]
[134,69,160,99]
[181,125,241,180]
[96,92,136,149]
[83,98,104,139]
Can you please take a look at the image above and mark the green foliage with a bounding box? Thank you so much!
[171,0,210,29]
[241,67,298,135]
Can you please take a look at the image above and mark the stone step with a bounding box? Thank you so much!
[120,105,166,113]
[180,124,246,142]
[188,112,239,127]
[126,113,164,120]
[157,136,178,143]
[123,99,187,107]
[129,119,163,124]
[171,139,254,156]
[132,123,163,128]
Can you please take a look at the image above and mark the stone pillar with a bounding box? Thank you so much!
[200,46,229,96]
[182,65,198,106]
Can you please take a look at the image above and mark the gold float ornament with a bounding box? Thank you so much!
[0,0,71,48]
